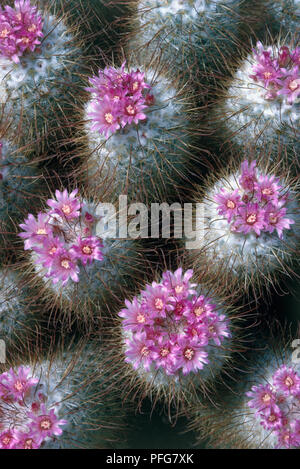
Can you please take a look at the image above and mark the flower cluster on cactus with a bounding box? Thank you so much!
[19,189,104,286]
[246,364,300,448]
[0,366,67,449]
[214,160,295,239]
[250,42,300,105]
[86,62,154,138]
[0,0,43,64]
[119,268,230,377]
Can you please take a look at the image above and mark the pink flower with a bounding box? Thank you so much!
[264,204,294,239]
[46,248,79,285]
[214,189,242,222]
[205,314,231,346]
[86,62,153,137]
[260,405,284,431]
[254,174,282,204]
[245,364,300,448]
[120,269,229,378]
[246,384,277,411]
[273,365,300,396]
[183,295,216,324]
[14,431,41,450]
[141,283,173,318]
[47,189,81,220]
[1,366,38,400]
[120,97,147,127]
[162,267,196,300]
[118,297,153,331]
[174,337,208,375]
[27,405,67,440]
[152,336,178,375]
[239,160,257,192]
[32,236,65,269]
[0,430,17,449]
[291,47,300,66]
[277,66,300,105]
[88,95,121,138]
[19,212,52,250]
[124,331,155,372]
[0,0,44,63]
[234,203,266,236]
[70,236,104,265]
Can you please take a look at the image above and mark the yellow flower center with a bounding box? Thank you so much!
[0,29,9,38]
[184,348,194,361]
[194,307,204,317]
[226,200,235,209]
[36,228,47,235]
[28,24,37,33]
[137,313,145,323]
[160,347,170,358]
[104,113,114,124]
[61,259,70,270]
[126,105,135,115]
[40,417,52,430]
[62,204,71,215]
[285,376,294,387]
[82,245,92,255]
[289,79,299,92]
[154,298,164,310]
[246,213,257,225]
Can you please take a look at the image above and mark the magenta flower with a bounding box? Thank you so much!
[260,405,284,431]
[124,331,155,372]
[70,236,104,265]
[88,95,121,138]
[205,314,231,346]
[47,189,81,220]
[14,431,41,450]
[0,430,17,449]
[254,174,282,204]
[141,283,173,318]
[119,297,154,331]
[86,62,153,137]
[234,203,266,236]
[249,42,300,106]
[273,365,300,396]
[162,267,196,300]
[27,405,67,440]
[246,364,300,448]
[19,212,52,250]
[277,66,300,105]
[264,204,294,239]
[291,48,300,66]
[214,189,242,222]
[120,97,147,127]
[246,384,277,411]
[183,295,216,324]
[0,0,44,63]
[1,366,38,400]
[120,269,230,378]
[46,248,79,285]
[152,336,178,375]
[239,160,257,192]
[32,236,65,269]
[174,337,208,375]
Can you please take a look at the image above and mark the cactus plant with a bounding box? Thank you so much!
[187,153,300,294]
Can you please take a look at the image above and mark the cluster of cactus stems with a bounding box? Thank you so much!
[0,0,299,450]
